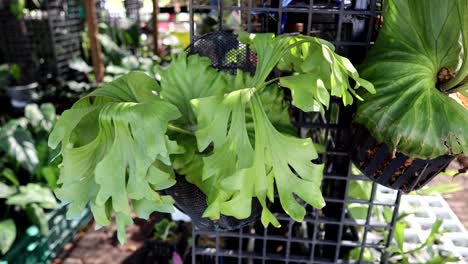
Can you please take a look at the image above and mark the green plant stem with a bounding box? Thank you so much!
[256,39,311,92]
[403,243,429,256]
[252,38,309,89]
[403,219,442,256]
[445,82,468,94]
[167,124,193,135]
[257,77,282,91]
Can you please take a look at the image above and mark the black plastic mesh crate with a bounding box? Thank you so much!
[0,0,82,83]
[189,1,403,263]
[123,0,141,21]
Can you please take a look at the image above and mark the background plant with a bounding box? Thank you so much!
[0,103,59,255]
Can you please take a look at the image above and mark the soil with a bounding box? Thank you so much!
[53,214,167,264]
[457,154,468,173]
[437,67,455,84]
[53,221,144,264]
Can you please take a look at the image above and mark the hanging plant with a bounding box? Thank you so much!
[48,32,374,243]
[353,0,468,192]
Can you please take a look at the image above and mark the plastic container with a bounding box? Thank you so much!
[0,204,92,264]
[351,125,454,193]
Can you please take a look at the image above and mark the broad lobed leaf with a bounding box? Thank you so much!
[277,35,375,112]
[0,219,16,255]
[6,183,57,209]
[49,31,369,239]
[192,89,325,226]
[239,32,373,113]
[191,88,255,219]
[49,72,181,243]
[157,53,229,126]
[0,119,38,174]
[356,0,468,158]
[181,32,368,226]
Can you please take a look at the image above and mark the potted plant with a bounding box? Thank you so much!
[48,31,374,243]
[0,103,57,256]
[0,183,58,256]
[0,103,93,262]
[151,218,179,256]
[352,0,468,192]
[123,218,188,264]
[0,64,39,109]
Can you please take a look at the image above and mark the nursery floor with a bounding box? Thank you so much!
[53,217,156,264]
[429,166,468,230]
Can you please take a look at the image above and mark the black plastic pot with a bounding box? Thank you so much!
[163,176,262,231]
[5,82,38,108]
[351,125,454,193]
[123,240,173,264]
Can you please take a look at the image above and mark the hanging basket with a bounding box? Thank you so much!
[186,30,257,74]
[350,125,454,193]
[163,176,262,231]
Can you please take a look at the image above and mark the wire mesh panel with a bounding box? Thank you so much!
[47,0,83,79]
[0,0,82,83]
[189,1,403,263]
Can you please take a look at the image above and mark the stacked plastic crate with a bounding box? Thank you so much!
[0,0,82,83]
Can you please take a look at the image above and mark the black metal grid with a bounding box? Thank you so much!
[0,0,82,83]
[189,0,403,263]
